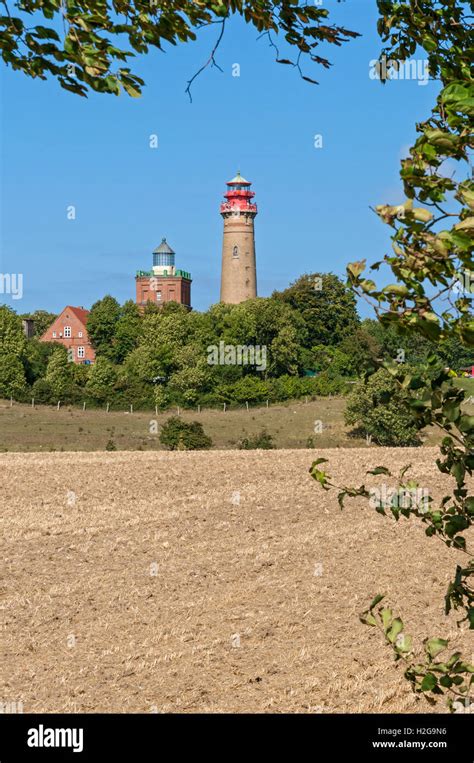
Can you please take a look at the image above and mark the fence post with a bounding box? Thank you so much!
[32,398,35,409]
[266,399,269,409]
[10,397,13,407]
[57,401,61,411]
[246,401,249,412]
[223,402,226,413]
[106,403,110,413]
[130,404,133,414]
[155,405,158,416]
[83,401,86,412]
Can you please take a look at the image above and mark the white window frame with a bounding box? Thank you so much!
[77,346,85,359]
[64,326,72,338]
[52,331,57,338]
[78,331,83,338]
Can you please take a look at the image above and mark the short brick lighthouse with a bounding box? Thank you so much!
[220,171,258,303]
[135,238,192,309]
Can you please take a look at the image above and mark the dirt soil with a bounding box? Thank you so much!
[1,448,472,713]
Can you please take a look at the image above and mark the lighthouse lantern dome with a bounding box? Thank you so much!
[153,237,175,268]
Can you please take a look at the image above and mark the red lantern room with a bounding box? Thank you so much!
[220,171,258,216]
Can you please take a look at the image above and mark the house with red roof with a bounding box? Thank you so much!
[40,306,95,364]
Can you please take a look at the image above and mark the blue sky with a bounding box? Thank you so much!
[0,0,440,316]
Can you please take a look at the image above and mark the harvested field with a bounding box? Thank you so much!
[1,448,472,714]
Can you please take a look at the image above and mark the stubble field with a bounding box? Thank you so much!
[1,448,472,714]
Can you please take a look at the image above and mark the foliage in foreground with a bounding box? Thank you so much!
[0,1,359,98]
[361,595,473,711]
[311,0,473,711]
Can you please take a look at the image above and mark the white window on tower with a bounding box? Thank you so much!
[77,346,85,359]
[64,326,71,338]
[233,245,239,258]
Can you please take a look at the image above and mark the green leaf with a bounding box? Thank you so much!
[382,284,410,297]
[396,634,412,654]
[361,613,377,626]
[381,608,392,630]
[420,673,438,692]
[442,400,460,422]
[122,79,142,98]
[368,593,385,610]
[347,260,366,279]
[425,638,448,659]
[387,617,403,643]
[439,675,453,688]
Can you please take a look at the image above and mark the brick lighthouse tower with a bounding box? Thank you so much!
[220,171,258,303]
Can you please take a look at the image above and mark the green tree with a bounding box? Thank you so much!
[311,345,356,379]
[45,347,74,400]
[167,344,211,405]
[23,338,57,385]
[0,353,27,399]
[345,368,420,446]
[86,295,121,360]
[114,300,142,363]
[222,297,306,368]
[273,273,360,348]
[140,303,194,355]
[0,2,359,98]
[269,324,302,376]
[123,344,173,384]
[20,309,56,337]
[85,356,118,403]
[0,305,26,356]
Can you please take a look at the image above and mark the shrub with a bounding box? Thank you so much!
[345,368,421,446]
[215,375,271,405]
[31,378,54,404]
[105,439,117,451]
[159,417,212,451]
[238,429,275,450]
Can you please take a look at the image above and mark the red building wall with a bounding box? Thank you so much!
[40,306,96,364]
[136,276,191,308]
